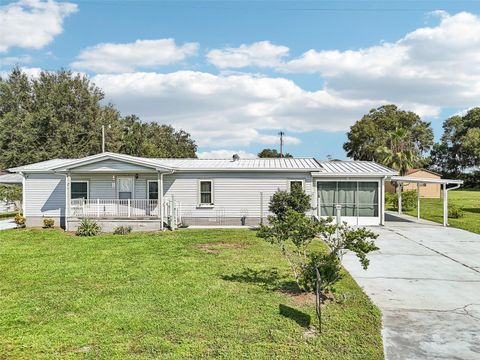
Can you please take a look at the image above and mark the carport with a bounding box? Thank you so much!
[389,176,464,227]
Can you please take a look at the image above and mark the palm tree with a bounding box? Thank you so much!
[376,127,418,176]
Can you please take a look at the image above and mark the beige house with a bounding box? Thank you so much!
[386,169,441,198]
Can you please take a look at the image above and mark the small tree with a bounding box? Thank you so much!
[258,187,378,331]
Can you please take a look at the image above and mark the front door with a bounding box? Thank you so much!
[118,177,134,199]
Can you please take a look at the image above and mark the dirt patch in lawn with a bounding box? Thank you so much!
[280,289,336,306]
[196,242,249,254]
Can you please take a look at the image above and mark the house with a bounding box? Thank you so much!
[385,169,442,198]
[8,152,397,231]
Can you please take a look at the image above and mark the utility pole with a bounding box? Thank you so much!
[278,131,284,158]
[102,125,105,153]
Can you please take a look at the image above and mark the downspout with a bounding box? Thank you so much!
[20,172,26,217]
[380,176,386,226]
[159,169,175,230]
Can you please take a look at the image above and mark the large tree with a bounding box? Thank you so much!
[430,108,480,175]
[0,68,197,169]
[257,148,293,158]
[343,105,433,167]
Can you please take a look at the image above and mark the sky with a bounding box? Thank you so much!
[1,0,480,159]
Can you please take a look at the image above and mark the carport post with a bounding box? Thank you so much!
[417,182,420,222]
[397,184,402,215]
[443,183,448,227]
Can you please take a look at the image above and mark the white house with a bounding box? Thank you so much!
[9,152,397,231]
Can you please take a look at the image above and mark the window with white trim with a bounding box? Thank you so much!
[199,180,213,205]
[71,181,88,199]
[289,180,304,191]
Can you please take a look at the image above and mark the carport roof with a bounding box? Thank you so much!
[390,176,464,185]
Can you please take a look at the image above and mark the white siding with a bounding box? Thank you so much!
[25,174,65,217]
[72,159,155,173]
[163,172,314,218]
[71,174,150,199]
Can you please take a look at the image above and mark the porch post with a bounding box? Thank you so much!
[158,171,164,230]
[380,178,385,226]
[443,183,448,227]
[417,182,420,222]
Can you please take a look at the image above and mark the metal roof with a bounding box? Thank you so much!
[8,152,396,175]
[314,160,397,176]
[0,173,22,184]
[155,158,322,170]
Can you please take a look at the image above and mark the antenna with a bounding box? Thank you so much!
[278,131,284,158]
[102,125,105,153]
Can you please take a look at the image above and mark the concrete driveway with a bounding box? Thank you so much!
[0,219,17,230]
[343,214,480,360]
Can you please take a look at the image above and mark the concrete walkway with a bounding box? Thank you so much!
[343,215,480,360]
[0,219,17,230]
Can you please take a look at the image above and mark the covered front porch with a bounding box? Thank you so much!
[57,153,180,231]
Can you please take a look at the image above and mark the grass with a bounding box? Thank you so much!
[0,228,383,359]
[390,190,480,235]
[0,211,17,219]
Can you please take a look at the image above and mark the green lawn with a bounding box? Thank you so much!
[394,190,480,234]
[0,228,383,359]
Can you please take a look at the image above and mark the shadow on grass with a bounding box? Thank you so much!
[279,304,311,328]
[463,208,480,214]
[221,267,299,293]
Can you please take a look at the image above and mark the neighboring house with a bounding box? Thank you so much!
[386,169,441,198]
[8,152,397,231]
[0,172,22,213]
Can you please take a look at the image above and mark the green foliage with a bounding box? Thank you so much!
[430,107,480,174]
[14,213,25,226]
[344,105,433,168]
[448,204,464,219]
[43,218,54,228]
[113,225,132,235]
[0,68,197,169]
[257,148,293,158]
[0,184,21,203]
[258,187,378,295]
[386,190,418,211]
[268,186,311,220]
[75,218,101,237]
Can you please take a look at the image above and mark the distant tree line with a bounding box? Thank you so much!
[343,105,480,187]
[0,68,197,169]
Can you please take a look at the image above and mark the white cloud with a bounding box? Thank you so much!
[282,11,480,111]
[207,41,289,69]
[91,71,378,147]
[72,39,199,73]
[0,66,42,79]
[0,54,32,66]
[0,0,77,52]
[197,150,258,159]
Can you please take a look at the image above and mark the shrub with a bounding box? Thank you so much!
[448,204,464,219]
[14,213,26,226]
[387,190,417,211]
[76,218,101,236]
[113,225,132,235]
[43,218,54,228]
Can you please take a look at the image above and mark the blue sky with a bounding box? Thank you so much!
[1,1,480,159]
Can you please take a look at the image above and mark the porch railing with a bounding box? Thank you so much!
[70,199,160,218]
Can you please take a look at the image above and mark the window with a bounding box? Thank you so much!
[289,180,304,192]
[317,181,378,217]
[118,177,134,200]
[71,181,88,199]
[199,180,213,205]
[148,181,159,200]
